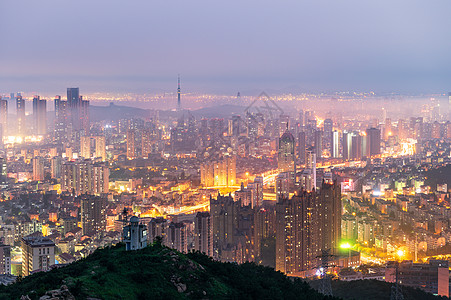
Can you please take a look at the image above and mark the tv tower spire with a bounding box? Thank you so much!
[177,74,181,111]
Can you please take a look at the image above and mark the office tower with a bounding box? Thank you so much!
[276,190,320,274]
[123,217,148,251]
[61,160,109,195]
[200,156,236,187]
[166,222,188,253]
[50,156,62,179]
[0,243,11,275]
[366,128,381,156]
[16,95,25,135]
[177,75,181,111]
[141,129,152,158]
[80,195,107,235]
[0,98,7,136]
[276,172,290,200]
[54,95,68,142]
[313,130,323,158]
[278,127,295,184]
[319,180,341,252]
[398,119,407,139]
[94,136,106,161]
[331,130,340,158]
[298,131,306,164]
[126,129,136,159]
[194,212,213,257]
[80,136,91,158]
[67,87,80,130]
[32,156,45,181]
[21,233,55,276]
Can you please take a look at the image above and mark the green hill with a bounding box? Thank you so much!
[0,243,333,300]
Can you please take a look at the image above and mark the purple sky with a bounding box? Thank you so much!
[1,0,451,94]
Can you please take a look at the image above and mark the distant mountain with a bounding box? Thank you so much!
[1,243,331,300]
[191,104,246,118]
[89,103,150,122]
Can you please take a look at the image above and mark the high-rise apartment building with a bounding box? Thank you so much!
[166,222,188,253]
[32,96,47,135]
[54,95,68,142]
[80,195,107,235]
[366,127,381,157]
[200,156,236,187]
[194,212,213,257]
[21,233,55,276]
[0,243,11,275]
[32,156,45,181]
[275,181,341,274]
[61,160,109,195]
[126,129,136,159]
[80,136,91,159]
[94,136,106,161]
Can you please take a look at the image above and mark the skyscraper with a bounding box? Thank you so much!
[278,127,295,184]
[16,95,25,135]
[54,95,69,142]
[32,96,47,135]
[0,98,8,136]
[331,130,340,158]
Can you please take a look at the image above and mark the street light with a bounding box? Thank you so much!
[340,242,352,267]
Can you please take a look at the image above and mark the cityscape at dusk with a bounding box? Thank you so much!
[1,1,451,299]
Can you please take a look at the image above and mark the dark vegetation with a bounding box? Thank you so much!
[0,242,333,300]
[2,242,446,299]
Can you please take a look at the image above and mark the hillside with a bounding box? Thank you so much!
[0,243,333,300]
